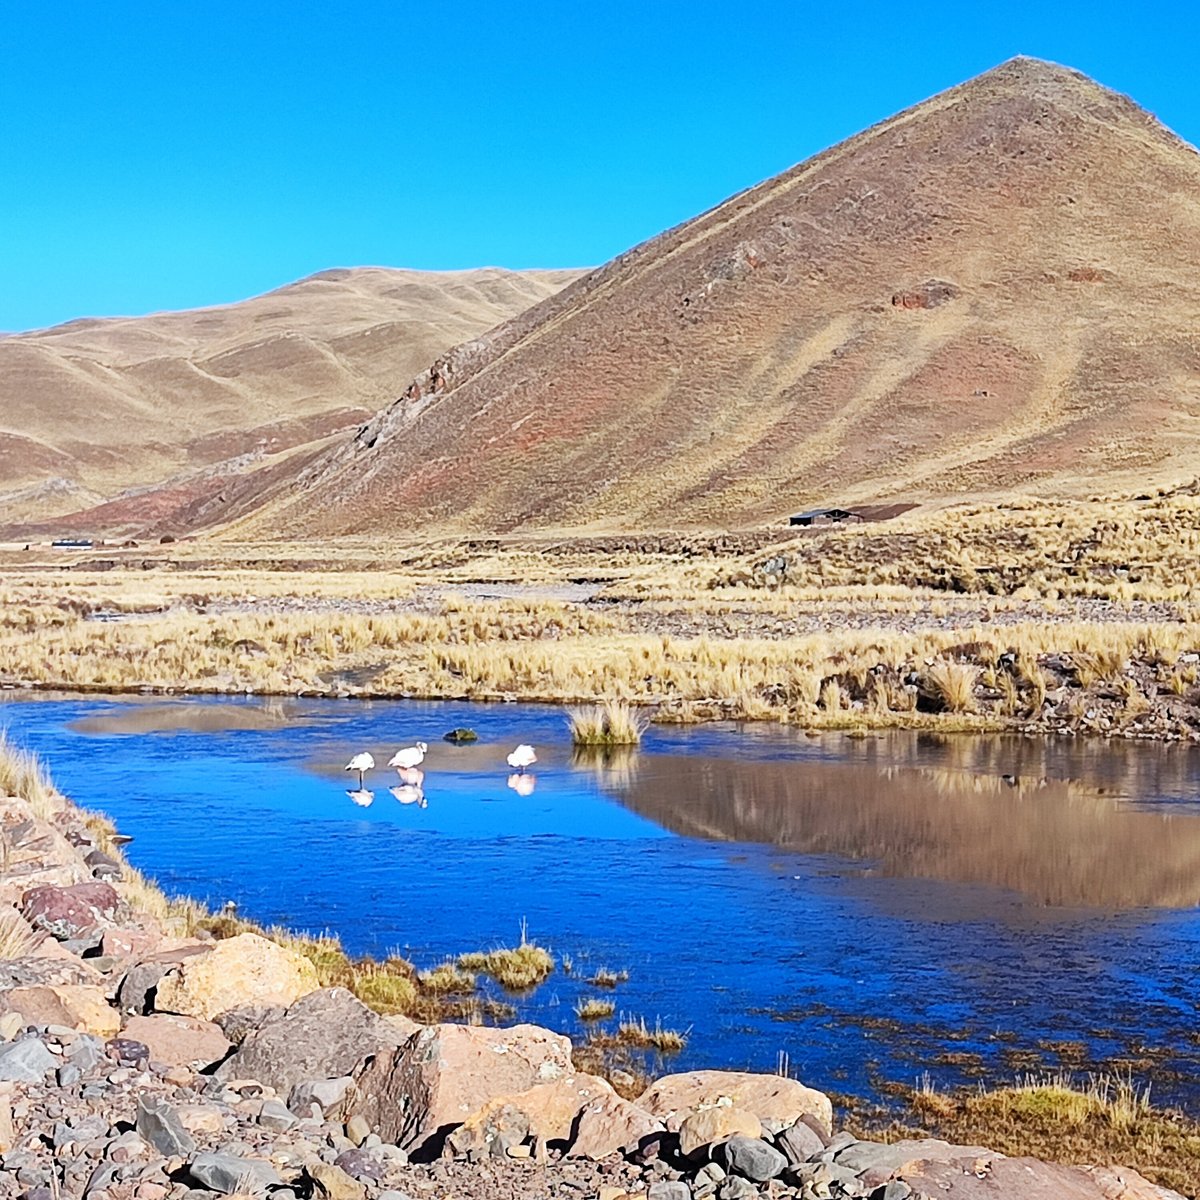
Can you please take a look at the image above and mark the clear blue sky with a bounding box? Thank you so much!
[2,0,1198,331]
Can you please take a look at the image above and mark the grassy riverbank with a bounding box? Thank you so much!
[3,564,1200,739]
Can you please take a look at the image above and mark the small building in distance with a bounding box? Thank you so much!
[50,537,94,549]
[788,507,864,528]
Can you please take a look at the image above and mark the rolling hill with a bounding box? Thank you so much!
[218,57,1200,538]
[0,267,579,528]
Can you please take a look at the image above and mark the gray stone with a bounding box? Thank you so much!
[213,1005,285,1047]
[84,1163,119,1196]
[216,988,408,1093]
[56,1063,82,1087]
[813,1131,857,1162]
[288,1077,354,1117]
[647,1184,692,1200]
[257,1100,296,1133]
[68,1035,106,1073]
[0,1038,55,1082]
[720,1137,787,1183]
[776,1119,826,1166]
[188,1152,281,1195]
[136,1096,197,1157]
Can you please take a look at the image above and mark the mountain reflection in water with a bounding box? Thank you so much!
[605,743,1200,910]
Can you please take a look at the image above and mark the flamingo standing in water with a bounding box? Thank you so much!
[507,744,537,772]
[345,752,375,788]
[395,765,425,788]
[389,742,428,771]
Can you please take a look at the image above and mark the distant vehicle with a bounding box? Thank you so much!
[51,538,93,549]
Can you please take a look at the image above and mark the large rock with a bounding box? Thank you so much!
[188,1151,281,1194]
[117,944,213,1014]
[348,1022,574,1155]
[447,1073,614,1156]
[20,882,120,940]
[0,986,75,1029]
[135,1095,197,1157]
[639,1071,833,1134]
[0,956,100,989]
[720,1136,788,1182]
[836,1137,996,1184]
[154,933,318,1021]
[567,1093,666,1159]
[897,1155,1184,1199]
[121,1014,232,1068]
[678,1106,762,1158]
[216,987,407,1092]
[0,1038,56,1082]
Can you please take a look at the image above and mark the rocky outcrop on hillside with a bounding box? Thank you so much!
[0,786,1184,1200]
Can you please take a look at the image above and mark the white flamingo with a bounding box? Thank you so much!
[388,742,428,771]
[345,751,375,788]
[507,772,536,797]
[395,765,425,788]
[507,744,537,772]
[346,788,374,807]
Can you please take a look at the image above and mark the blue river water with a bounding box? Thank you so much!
[4,691,1200,1111]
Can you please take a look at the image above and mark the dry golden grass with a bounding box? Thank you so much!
[574,997,616,1021]
[0,907,41,957]
[0,731,59,818]
[866,1073,1200,1197]
[587,967,630,989]
[567,699,649,745]
[6,494,1200,740]
[458,939,555,991]
[924,661,979,713]
[614,1016,687,1053]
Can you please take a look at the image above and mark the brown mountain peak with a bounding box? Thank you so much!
[216,63,1200,536]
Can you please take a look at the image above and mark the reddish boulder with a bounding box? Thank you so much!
[348,1022,573,1155]
[121,1014,231,1068]
[21,882,120,940]
[567,1093,665,1160]
[900,1155,1182,1198]
[638,1070,833,1134]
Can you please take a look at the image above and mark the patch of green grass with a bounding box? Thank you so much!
[458,940,555,991]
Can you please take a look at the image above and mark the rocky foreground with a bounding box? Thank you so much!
[0,787,1185,1200]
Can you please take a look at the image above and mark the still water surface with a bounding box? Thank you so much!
[4,693,1200,1110]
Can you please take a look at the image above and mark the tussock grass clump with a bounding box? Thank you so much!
[568,700,649,746]
[0,907,41,958]
[588,967,630,989]
[924,660,979,713]
[458,940,555,991]
[616,1015,688,1053]
[575,997,616,1021]
[350,958,419,1015]
[0,731,59,817]
[419,961,477,994]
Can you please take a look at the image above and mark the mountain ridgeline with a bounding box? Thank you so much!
[215,57,1200,537]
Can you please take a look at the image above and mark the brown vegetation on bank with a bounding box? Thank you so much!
[851,1075,1200,1197]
